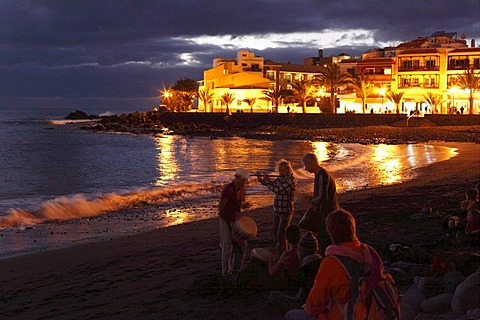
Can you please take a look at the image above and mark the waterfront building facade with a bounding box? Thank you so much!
[197,32,480,114]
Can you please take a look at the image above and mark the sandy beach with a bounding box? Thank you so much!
[0,141,479,320]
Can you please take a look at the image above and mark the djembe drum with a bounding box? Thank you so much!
[231,215,257,243]
[250,247,275,268]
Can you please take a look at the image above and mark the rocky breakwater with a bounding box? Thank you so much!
[72,110,480,144]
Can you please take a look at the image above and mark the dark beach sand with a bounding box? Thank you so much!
[0,142,479,320]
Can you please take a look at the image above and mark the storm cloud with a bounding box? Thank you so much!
[1,0,478,111]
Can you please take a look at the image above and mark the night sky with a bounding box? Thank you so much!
[1,0,479,112]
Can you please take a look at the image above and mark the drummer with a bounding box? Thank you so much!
[218,168,250,277]
[268,224,301,284]
[257,159,297,257]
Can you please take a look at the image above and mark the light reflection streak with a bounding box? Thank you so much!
[162,208,189,226]
[372,145,403,184]
[154,135,180,186]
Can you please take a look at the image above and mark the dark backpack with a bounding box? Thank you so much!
[330,255,401,320]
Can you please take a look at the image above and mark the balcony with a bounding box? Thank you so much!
[398,83,439,89]
[398,65,439,72]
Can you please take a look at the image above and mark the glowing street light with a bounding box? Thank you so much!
[450,86,458,110]
[162,89,172,99]
[378,87,386,111]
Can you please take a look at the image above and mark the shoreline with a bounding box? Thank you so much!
[0,141,465,260]
[0,141,479,319]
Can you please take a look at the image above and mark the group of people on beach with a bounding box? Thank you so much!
[444,183,480,248]
[217,152,401,319]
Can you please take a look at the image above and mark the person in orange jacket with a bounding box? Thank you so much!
[284,208,384,320]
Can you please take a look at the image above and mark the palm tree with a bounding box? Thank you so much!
[350,73,375,114]
[318,63,352,113]
[385,91,405,114]
[456,66,480,115]
[220,92,235,114]
[291,81,316,113]
[198,88,215,112]
[242,97,257,113]
[423,91,445,114]
[262,83,288,113]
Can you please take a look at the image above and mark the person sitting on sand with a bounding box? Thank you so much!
[459,188,479,213]
[257,159,297,257]
[218,168,250,277]
[268,232,322,310]
[284,208,385,320]
[268,224,301,284]
[237,224,301,290]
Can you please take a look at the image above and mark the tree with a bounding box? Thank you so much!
[350,73,375,114]
[423,91,445,114]
[456,66,480,115]
[242,97,257,113]
[220,92,235,114]
[318,63,352,113]
[291,81,316,113]
[167,77,198,112]
[385,91,405,114]
[198,88,215,112]
[262,83,288,113]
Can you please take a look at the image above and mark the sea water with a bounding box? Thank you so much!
[0,106,457,258]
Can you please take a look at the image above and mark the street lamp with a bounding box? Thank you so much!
[449,86,459,113]
[378,87,386,111]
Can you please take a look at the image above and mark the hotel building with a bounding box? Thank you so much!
[197,31,480,114]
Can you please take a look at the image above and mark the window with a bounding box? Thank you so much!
[424,76,438,88]
[400,77,410,87]
[403,60,412,69]
[412,60,420,68]
[412,77,420,86]
[237,100,242,106]
[365,68,375,75]
[426,59,436,68]
[266,70,276,80]
[285,74,292,83]
[384,68,392,75]
[474,58,480,68]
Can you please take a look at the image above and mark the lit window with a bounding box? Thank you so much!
[266,70,276,80]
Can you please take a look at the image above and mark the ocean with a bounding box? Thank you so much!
[0,105,457,258]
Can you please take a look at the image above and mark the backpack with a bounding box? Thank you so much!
[331,255,401,320]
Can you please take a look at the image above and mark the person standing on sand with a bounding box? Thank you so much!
[218,168,250,277]
[301,153,339,255]
[258,159,297,256]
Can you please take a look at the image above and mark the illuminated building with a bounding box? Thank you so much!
[198,31,479,114]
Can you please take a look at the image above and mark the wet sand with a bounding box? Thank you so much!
[0,142,479,320]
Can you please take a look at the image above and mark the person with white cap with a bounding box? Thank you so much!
[218,168,250,277]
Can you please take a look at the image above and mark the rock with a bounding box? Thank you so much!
[443,271,465,293]
[466,308,480,319]
[420,293,453,313]
[417,276,444,298]
[402,287,426,308]
[451,269,480,314]
[414,313,444,320]
[400,303,418,320]
[65,110,99,120]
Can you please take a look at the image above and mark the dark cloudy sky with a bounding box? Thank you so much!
[1,0,479,112]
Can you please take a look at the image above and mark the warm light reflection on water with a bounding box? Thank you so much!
[162,208,189,226]
[154,135,180,186]
[372,145,404,184]
[151,136,458,193]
